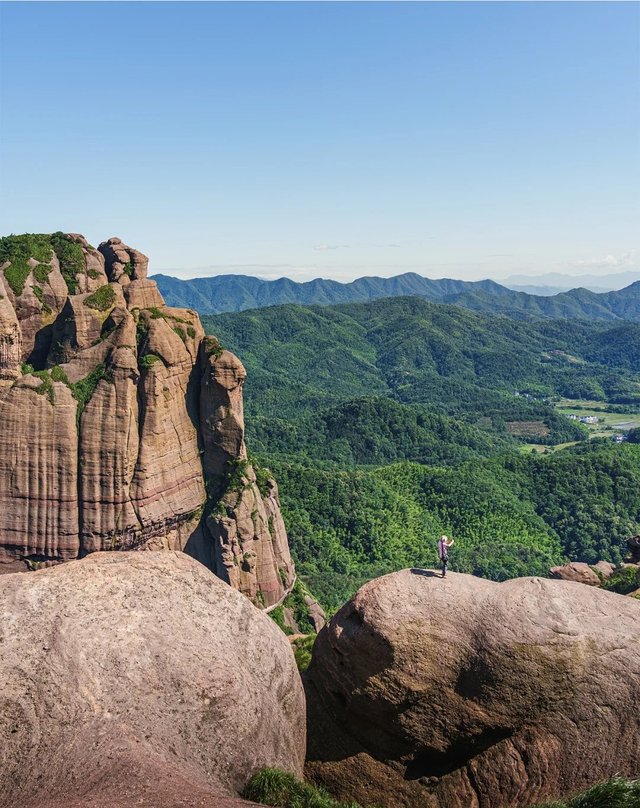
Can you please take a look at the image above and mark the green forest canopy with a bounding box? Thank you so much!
[202,298,640,609]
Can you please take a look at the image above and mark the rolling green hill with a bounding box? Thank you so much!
[203,296,640,438]
[202,298,640,609]
[156,269,640,321]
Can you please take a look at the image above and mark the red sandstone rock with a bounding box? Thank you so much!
[0,275,21,382]
[548,561,601,586]
[305,569,640,808]
[593,560,616,578]
[0,552,303,808]
[0,233,296,608]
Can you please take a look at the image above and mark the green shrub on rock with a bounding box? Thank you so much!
[50,231,85,294]
[528,777,640,808]
[601,565,640,596]
[84,284,116,312]
[140,353,162,370]
[243,767,366,808]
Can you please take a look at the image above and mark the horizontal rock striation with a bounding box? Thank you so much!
[0,233,295,607]
[0,552,304,808]
[305,569,640,808]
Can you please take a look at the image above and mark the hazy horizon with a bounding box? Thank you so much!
[1,2,638,283]
[150,264,640,293]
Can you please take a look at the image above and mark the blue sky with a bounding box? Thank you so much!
[0,2,638,281]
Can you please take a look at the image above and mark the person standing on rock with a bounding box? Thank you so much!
[438,535,454,577]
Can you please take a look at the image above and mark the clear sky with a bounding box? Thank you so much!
[0,2,638,282]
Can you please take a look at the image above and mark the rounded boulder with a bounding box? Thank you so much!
[305,569,639,808]
[0,551,305,808]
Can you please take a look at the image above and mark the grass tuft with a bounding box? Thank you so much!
[243,768,366,808]
[528,777,640,808]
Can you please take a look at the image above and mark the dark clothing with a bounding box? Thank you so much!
[438,538,450,577]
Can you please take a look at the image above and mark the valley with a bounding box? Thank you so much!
[1,233,638,808]
[203,298,640,610]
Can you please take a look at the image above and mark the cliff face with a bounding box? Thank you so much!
[0,233,295,607]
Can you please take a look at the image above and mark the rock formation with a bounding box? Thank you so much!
[548,561,601,586]
[305,569,640,808]
[0,552,305,808]
[626,534,640,564]
[0,233,295,607]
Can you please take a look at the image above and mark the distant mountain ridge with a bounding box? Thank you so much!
[503,269,640,295]
[153,271,640,321]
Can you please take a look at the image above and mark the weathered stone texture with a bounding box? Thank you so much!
[0,276,21,382]
[548,560,601,586]
[306,569,640,808]
[0,552,304,808]
[0,377,79,562]
[0,233,296,607]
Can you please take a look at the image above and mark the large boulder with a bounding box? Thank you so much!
[0,551,305,808]
[305,569,640,808]
[548,561,601,586]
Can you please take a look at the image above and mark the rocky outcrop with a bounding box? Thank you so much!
[0,233,295,607]
[0,276,21,382]
[549,561,601,586]
[0,552,304,808]
[305,569,640,808]
[593,560,616,578]
[626,534,640,564]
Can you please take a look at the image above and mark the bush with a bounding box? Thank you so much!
[33,263,53,284]
[173,325,187,343]
[269,605,292,635]
[50,365,70,385]
[292,633,315,671]
[70,363,112,421]
[203,335,223,358]
[243,768,366,808]
[84,284,116,312]
[3,261,32,296]
[601,565,640,595]
[50,231,85,294]
[140,353,162,370]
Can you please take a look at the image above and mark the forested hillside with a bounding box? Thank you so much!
[270,443,640,609]
[204,296,640,434]
[202,298,640,609]
[155,272,508,313]
[157,269,640,320]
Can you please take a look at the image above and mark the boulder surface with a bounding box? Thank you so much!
[548,561,601,586]
[305,569,640,808]
[0,551,305,808]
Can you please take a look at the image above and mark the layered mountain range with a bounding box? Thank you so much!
[154,270,640,320]
[0,233,295,608]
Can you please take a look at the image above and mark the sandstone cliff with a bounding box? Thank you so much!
[305,569,640,808]
[0,233,295,607]
[0,552,304,808]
